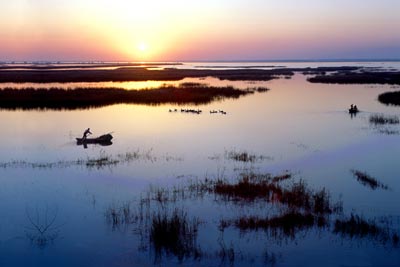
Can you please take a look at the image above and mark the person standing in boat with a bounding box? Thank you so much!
[82,128,92,140]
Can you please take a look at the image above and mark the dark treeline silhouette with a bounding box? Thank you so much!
[0,84,259,110]
[308,71,400,84]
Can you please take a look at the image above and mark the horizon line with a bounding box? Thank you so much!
[1,58,400,64]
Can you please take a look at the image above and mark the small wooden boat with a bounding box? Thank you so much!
[76,133,113,145]
[349,108,359,114]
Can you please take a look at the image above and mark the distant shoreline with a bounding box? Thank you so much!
[0,66,360,83]
[0,62,181,70]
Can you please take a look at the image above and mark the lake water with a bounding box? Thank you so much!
[1,62,400,266]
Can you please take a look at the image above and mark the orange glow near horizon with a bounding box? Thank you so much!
[0,0,399,61]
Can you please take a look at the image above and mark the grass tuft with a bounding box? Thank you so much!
[150,209,201,261]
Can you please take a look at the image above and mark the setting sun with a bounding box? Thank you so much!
[137,42,148,53]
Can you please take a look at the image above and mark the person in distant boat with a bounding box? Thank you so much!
[354,105,358,111]
[350,104,354,110]
[82,128,92,140]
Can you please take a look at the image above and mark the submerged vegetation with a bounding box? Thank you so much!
[0,83,267,110]
[351,170,389,190]
[366,114,400,135]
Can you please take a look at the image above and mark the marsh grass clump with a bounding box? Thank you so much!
[369,114,400,125]
[213,174,282,201]
[333,214,398,246]
[212,173,340,215]
[225,150,273,163]
[150,209,201,261]
[351,170,388,190]
[228,151,257,163]
[86,153,119,169]
[312,188,334,214]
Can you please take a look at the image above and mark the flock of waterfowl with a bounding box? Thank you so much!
[169,108,227,115]
[168,105,357,116]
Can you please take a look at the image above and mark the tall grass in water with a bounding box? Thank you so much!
[369,114,400,125]
[212,172,341,215]
[225,149,273,163]
[150,209,201,262]
[102,169,399,264]
[0,83,260,110]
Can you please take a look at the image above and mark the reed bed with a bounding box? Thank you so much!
[0,83,261,110]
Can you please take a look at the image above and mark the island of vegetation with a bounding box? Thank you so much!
[0,83,268,110]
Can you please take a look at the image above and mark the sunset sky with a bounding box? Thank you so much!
[1,0,399,61]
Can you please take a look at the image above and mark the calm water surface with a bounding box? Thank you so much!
[0,64,400,266]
